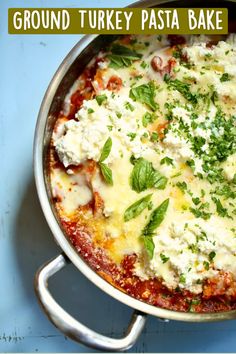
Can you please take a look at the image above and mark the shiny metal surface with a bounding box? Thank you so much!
[34,0,236,351]
[35,253,146,352]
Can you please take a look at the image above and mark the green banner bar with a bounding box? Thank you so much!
[8,8,228,35]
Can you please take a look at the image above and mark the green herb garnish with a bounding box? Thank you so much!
[151,132,158,142]
[125,102,135,111]
[209,251,216,262]
[107,44,142,69]
[98,137,113,185]
[142,199,169,237]
[142,236,155,259]
[160,253,170,264]
[160,156,174,166]
[203,261,210,270]
[190,202,211,220]
[179,273,186,284]
[140,61,148,69]
[124,194,152,222]
[129,82,158,111]
[176,181,188,193]
[99,163,113,185]
[220,73,233,82]
[212,197,230,218]
[127,132,136,141]
[192,197,201,206]
[164,75,198,105]
[99,137,112,162]
[130,158,167,193]
[96,94,107,106]
[142,112,156,127]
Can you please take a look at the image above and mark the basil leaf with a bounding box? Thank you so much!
[107,44,142,69]
[110,44,142,59]
[96,94,107,106]
[142,198,169,237]
[130,158,153,192]
[124,194,152,222]
[99,162,113,185]
[99,137,112,162]
[152,170,168,190]
[108,56,130,69]
[130,158,167,192]
[129,82,158,111]
[142,235,155,259]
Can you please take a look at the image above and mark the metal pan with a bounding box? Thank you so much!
[34,0,236,351]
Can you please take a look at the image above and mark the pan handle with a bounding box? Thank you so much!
[34,253,147,352]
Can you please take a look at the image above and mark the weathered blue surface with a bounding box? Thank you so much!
[1,0,236,352]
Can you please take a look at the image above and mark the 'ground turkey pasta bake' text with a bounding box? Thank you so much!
[49,34,236,312]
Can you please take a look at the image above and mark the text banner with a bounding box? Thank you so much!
[8,8,228,35]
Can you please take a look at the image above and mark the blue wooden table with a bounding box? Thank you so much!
[1,0,236,351]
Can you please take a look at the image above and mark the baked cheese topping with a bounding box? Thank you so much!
[51,35,236,295]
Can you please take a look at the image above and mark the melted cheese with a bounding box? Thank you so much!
[51,168,92,215]
[51,35,236,294]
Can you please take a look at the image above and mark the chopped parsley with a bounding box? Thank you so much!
[99,137,112,162]
[150,132,158,142]
[160,253,169,264]
[140,61,148,69]
[179,274,186,284]
[142,112,156,127]
[209,251,216,262]
[203,261,210,270]
[160,156,174,166]
[188,243,199,253]
[96,94,107,106]
[211,197,231,218]
[220,73,233,82]
[125,101,135,111]
[192,197,201,206]
[127,132,136,141]
[176,181,188,193]
[164,75,198,105]
[211,184,236,199]
[190,203,211,220]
